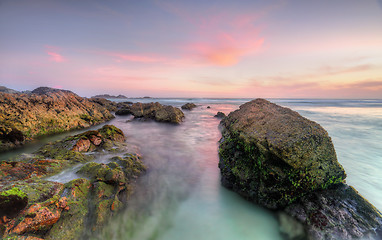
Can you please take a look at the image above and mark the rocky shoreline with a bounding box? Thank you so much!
[0,125,146,239]
[0,87,114,152]
[218,99,382,239]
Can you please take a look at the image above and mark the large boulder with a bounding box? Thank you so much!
[219,98,346,209]
[0,87,114,152]
[218,99,382,239]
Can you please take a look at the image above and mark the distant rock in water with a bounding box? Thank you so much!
[92,94,127,99]
[218,99,382,239]
[0,87,114,152]
[129,102,184,123]
[0,86,19,94]
[181,103,197,110]
[31,86,73,95]
[214,111,226,118]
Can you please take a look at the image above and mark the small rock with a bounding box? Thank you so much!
[214,111,226,118]
[181,103,197,110]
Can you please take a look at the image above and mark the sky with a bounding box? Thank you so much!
[0,0,382,98]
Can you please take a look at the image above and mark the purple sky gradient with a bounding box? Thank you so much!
[1,0,381,98]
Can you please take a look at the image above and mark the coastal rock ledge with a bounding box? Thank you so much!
[218,99,382,239]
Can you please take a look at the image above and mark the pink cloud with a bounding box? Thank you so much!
[45,46,66,63]
[156,1,266,66]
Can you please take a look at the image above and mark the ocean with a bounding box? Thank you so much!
[1,98,381,239]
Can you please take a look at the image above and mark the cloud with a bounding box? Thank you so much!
[251,64,375,84]
[156,1,266,66]
[45,46,66,63]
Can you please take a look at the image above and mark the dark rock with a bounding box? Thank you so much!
[181,103,197,110]
[115,108,131,116]
[207,106,211,108]
[283,184,382,240]
[0,86,19,94]
[129,102,184,123]
[92,94,127,99]
[219,98,346,209]
[0,188,28,217]
[31,87,73,95]
[214,111,226,118]
[89,97,118,112]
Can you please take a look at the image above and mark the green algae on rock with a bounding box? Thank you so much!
[0,87,114,152]
[219,98,346,209]
[0,125,146,240]
[0,188,28,217]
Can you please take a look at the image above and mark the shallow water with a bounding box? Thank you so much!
[1,98,381,239]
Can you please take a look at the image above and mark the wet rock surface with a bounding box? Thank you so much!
[214,111,226,118]
[282,184,382,240]
[127,102,184,123]
[218,98,381,239]
[0,125,146,239]
[181,102,197,110]
[0,87,114,152]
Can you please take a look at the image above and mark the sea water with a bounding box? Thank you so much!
[1,99,381,239]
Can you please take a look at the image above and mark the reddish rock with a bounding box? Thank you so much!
[0,161,46,183]
[89,133,102,146]
[9,203,61,234]
[72,138,91,152]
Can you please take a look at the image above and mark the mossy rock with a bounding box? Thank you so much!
[112,154,146,179]
[77,162,126,185]
[37,140,91,163]
[98,125,125,142]
[0,188,28,217]
[219,99,346,209]
[45,179,91,240]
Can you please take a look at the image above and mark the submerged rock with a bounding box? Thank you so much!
[0,87,114,152]
[218,99,381,239]
[181,103,197,110]
[214,111,226,118]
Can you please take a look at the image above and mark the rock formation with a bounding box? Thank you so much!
[0,86,19,94]
[0,125,146,239]
[116,102,184,123]
[92,94,127,99]
[218,99,382,239]
[181,103,197,110]
[0,87,114,152]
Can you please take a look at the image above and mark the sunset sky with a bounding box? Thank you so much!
[1,0,382,98]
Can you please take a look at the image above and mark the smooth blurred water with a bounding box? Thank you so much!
[1,98,381,239]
